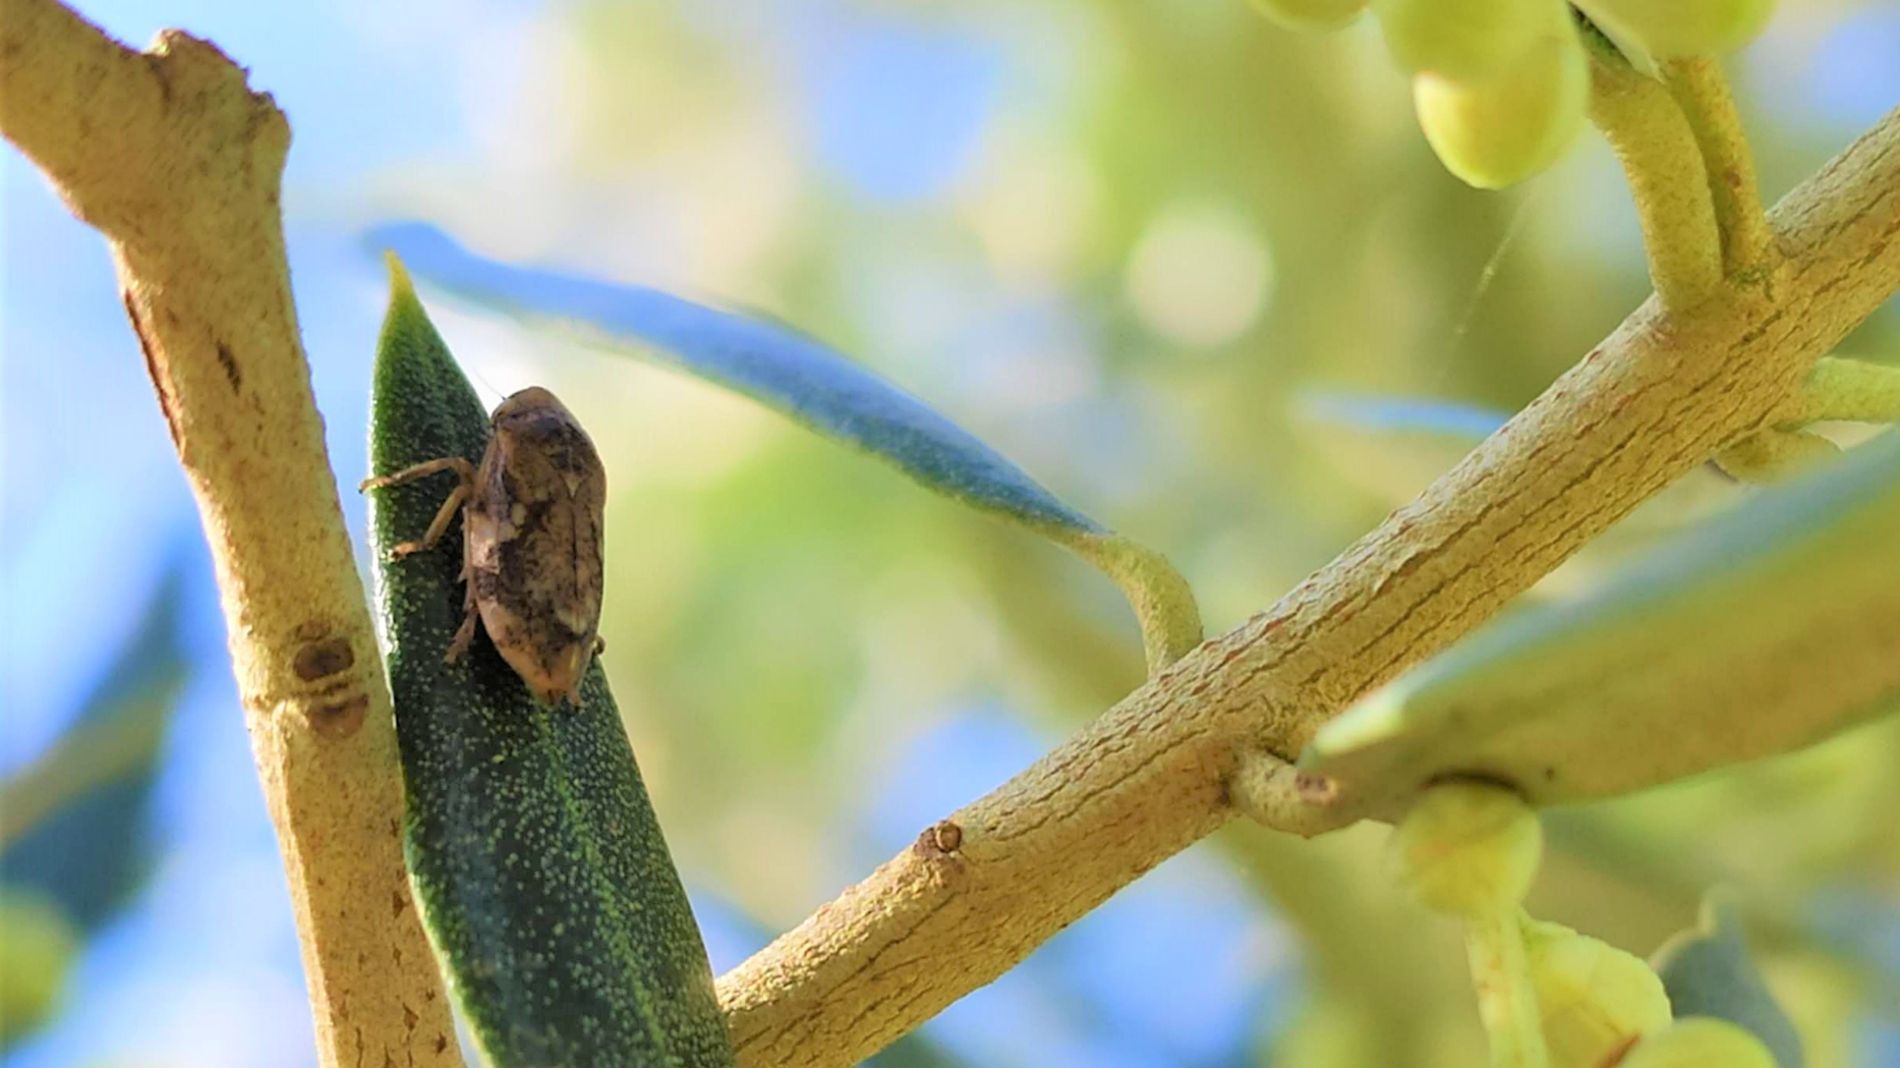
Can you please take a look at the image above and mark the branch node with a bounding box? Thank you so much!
[1230,751,1355,839]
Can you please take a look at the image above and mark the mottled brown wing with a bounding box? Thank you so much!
[469,404,606,704]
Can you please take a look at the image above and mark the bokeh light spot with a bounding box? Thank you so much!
[1124,201,1275,350]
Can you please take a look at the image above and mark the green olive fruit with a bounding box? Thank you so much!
[1574,0,1775,57]
[1413,27,1587,189]
[1390,780,1542,918]
[1619,1017,1778,1068]
[1375,0,1562,81]
[1249,0,1370,32]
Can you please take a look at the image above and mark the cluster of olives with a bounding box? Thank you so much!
[1393,783,1781,1066]
[1250,0,1775,188]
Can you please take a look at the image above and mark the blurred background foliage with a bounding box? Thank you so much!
[2,0,1897,1064]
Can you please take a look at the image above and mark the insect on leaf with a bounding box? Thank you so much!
[366,258,734,1068]
[364,222,1200,672]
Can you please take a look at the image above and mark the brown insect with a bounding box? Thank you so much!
[363,386,607,705]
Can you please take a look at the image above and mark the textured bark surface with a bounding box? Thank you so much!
[6,0,1897,1063]
[0,3,459,1064]
[716,108,1900,1068]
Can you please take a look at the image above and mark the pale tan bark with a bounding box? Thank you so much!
[0,2,458,1064]
[716,108,1900,1068]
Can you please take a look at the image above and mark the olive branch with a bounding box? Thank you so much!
[2,0,1896,1066]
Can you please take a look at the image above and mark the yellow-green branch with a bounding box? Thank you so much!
[1792,356,1900,425]
[1585,44,1725,309]
[1663,56,1779,276]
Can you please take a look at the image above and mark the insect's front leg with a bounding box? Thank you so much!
[359,457,477,558]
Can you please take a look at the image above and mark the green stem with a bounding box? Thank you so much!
[1584,38,1724,309]
[1466,910,1550,1068]
[1715,428,1841,483]
[1661,56,1778,277]
[1065,531,1205,674]
[1792,356,1900,425]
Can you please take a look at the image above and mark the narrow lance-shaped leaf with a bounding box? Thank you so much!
[366,259,734,1068]
[1650,891,1805,1068]
[365,222,1200,672]
[1302,428,1900,807]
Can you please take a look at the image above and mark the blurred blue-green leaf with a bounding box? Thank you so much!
[365,222,1200,671]
[1,562,187,926]
[1651,892,1805,1068]
[1303,429,1900,805]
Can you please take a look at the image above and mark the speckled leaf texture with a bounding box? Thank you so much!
[366,261,734,1068]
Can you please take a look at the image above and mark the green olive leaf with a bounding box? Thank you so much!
[1302,428,1900,807]
[1651,891,1805,1068]
[364,222,1200,673]
[366,258,734,1068]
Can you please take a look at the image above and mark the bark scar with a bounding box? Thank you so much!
[216,341,242,391]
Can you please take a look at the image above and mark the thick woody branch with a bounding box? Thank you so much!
[715,107,1900,1068]
[1586,45,1726,309]
[0,2,458,1065]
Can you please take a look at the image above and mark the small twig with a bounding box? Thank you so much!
[1228,751,1359,838]
[1467,912,1548,1068]
[1791,356,1900,425]
[1725,427,1839,482]
[1585,41,1725,309]
[1662,56,1780,276]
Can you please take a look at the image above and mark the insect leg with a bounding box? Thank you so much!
[444,579,479,664]
[358,456,475,493]
[388,479,475,560]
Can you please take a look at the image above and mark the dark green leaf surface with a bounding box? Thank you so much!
[363,222,1201,671]
[1651,894,1805,1068]
[367,260,733,1068]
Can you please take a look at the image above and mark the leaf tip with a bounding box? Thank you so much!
[1304,685,1408,767]
[384,250,418,305]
